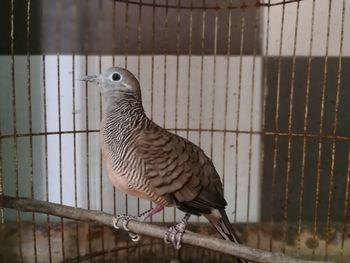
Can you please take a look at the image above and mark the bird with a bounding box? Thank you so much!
[81,67,247,263]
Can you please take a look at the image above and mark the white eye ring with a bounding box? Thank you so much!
[111,72,122,82]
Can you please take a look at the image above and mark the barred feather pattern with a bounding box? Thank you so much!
[101,89,226,208]
[102,92,168,205]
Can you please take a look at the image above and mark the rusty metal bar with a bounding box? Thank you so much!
[282,0,301,253]
[312,0,332,258]
[270,0,287,252]
[339,1,348,257]
[260,0,271,250]
[297,0,316,256]
[10,0,24,261]
[325,0,346,258]
[341,144,350,257]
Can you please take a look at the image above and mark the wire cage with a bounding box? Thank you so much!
[0,0,349,262]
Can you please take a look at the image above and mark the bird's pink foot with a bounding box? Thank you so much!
[112,214,140,242]
[138,204,164,221]
[164,213,190,250]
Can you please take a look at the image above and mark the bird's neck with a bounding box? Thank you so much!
[103,91,147,136]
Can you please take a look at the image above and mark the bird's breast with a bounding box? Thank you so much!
[100,124,170,206]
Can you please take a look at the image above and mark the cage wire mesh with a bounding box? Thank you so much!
[0,0,349,262]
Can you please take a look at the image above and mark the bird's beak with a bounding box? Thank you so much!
[80,74,102,85]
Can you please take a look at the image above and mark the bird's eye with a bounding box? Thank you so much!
[112,72,122,81]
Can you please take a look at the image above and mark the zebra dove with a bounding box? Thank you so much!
[81,67,247,263]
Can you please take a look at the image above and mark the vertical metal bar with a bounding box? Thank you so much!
[297,0,316,255]
[112,1,116,68]
[270,0,286,251]
[209,3,218,159]
[25,0,38,261]
[247,5,259,223]
[71,0,80,260]
[124,1,129,69]
[174,0,181,233]
[186,0,193,140]
[137,0,142,217]
[123,2,130,261]
[222,0,232,227]
[150,0,156,225]
[161,0,169,258]
[341,144,350,257]
[339,2,348,257]
[162,0,169,227]
[184,0,193,140]
[84,0,92,259]
[112,0,117,223]
[150,0,155,122]
[55,0,65,259]
[234,10,245,223]
[163,0,168,130]
[137,0,142,260]
[97,1,105,259]
[260,0,271,250]
[312,0,332,258]
[198,0,206,151]
[198,10,207,257]
[174,0,181,137]
[41,22,53,262]
[111,0,119,253]
[10,0,23,261]
[282,0,300,253]
[174,1,181,259]
[325,0,345,258]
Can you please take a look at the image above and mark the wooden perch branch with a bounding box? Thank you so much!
[0,195,331,263]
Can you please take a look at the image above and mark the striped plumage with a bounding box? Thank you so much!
[82,67,247,263]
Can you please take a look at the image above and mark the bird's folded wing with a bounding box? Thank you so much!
[136,124,226,208]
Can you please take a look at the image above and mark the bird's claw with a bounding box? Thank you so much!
[129,232,141,242]
[112,214,140,242]
[164,221,187,250]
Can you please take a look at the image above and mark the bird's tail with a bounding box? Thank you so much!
[205,209,248,263]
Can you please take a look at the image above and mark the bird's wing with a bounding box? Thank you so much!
[137,123,227,212]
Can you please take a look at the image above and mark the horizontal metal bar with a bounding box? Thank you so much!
[1,129,350,141]
[113,0,304,11]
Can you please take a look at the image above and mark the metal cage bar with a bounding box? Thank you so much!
[0,0,349,262]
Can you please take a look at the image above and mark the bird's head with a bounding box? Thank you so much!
[80,67,142,100]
